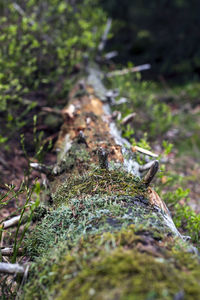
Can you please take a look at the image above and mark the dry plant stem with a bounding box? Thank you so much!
[0,262,25,275]
[1,247,23,256]
[107,64,151,77]
[3,216,20,229]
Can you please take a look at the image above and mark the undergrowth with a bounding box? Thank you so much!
[0,0,107,150]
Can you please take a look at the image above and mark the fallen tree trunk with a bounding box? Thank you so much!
[22,65,200,299]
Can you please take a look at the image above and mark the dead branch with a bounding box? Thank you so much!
[30,162,52,175]
[0,262,25,275]
[2,215,21,229]
[98,18,112,53]
[107,64,151,78]
[1,247,23,256]
[121,113,136,125]
[132,146,158,158]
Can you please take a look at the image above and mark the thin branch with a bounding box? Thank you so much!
[121,113,136,125]
[13,3,34,26]
[1,247,23,256]
[107,64,151,78]
[3,216,20,229]
[104,51,118,60]
[98,18,112,53]
[132,146,158,158]
[30,162,52,175]
[0,262,25,275]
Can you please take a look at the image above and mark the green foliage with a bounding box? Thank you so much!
[174,204,200,242]
[113,73,175,141]
[0,0,107,141]
[0,180,41,262]
[162,141,173,156]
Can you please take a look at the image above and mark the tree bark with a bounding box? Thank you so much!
[22,65,200,300]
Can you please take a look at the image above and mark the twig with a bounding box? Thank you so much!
[98,18,112,53]
[30,162,52,175]
[1,247,23,256]
[0,262,25,275]
[132,146,158,158]
[42,107,62,115]
[3,216,20,229]
[107,64,151,78]
[13,3,34,26]
[104,51,118,60]
[121,113,136,125]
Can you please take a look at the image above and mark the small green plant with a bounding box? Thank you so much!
[0,0,107,146]
[162,140,173,156]
[174,203,200,242]
[0,179,42,299]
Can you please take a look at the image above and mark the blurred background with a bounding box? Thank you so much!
[101,0,200,80]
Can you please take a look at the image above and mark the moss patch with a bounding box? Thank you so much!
[23,226,200,300]
[52,168,144,206]
[24,192,171,259]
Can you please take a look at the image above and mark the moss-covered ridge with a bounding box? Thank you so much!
[25,191,168,258]
[52,167,144,206]
[23,225,200,300]
[23,168,200,299]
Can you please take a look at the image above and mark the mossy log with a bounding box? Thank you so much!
[23,67,200,300]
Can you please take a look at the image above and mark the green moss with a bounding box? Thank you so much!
[23,226,200,300]
[24,191,171,259]
[52,168,144,206]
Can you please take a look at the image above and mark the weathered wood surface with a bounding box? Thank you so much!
[22,66,200,300]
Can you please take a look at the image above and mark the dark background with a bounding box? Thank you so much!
[101,0,200,80]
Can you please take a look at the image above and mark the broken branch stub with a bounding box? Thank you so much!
[143,160,159,187]
[98,148,108,170]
